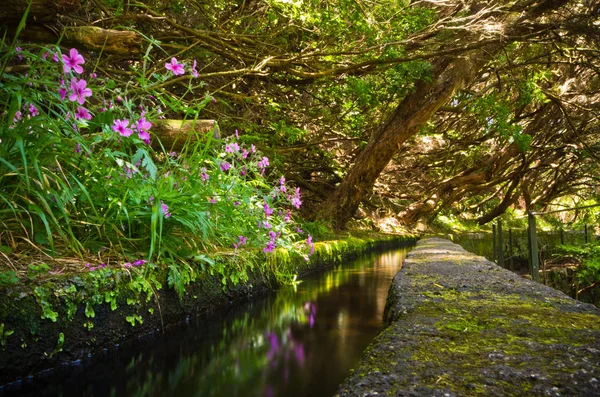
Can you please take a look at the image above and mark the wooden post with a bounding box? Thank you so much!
[560,227,564,245]
[497,219,504,268]
[508,228,514,271]
[528,211,540,282]
[492,224,497,263]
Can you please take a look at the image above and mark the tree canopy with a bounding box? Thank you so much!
[3,0,600,231]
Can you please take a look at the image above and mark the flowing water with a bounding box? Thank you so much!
[6,247,411,397]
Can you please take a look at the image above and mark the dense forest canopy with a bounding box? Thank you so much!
[2,0,600,239]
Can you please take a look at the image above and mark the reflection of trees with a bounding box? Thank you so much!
[108,249,408,396]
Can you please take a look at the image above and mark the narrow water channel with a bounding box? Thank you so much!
[7,247,410,397]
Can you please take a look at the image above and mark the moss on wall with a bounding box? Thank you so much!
[0,233,416,384]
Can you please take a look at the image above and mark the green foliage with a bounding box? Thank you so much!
[0,271,19,287]
[1,43,314,311]
[0,323,15,347]
[27,263,50,280]
[555,243,600,291]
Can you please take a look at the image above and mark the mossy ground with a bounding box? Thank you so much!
[336,238,600,397]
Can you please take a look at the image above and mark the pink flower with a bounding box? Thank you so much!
[160,201,172,218]
[68,78,92,105]
[200,168,209,182]
[135,117,152,144]
[257,156,269,169]
[137,130,150,144]
[28,103,39,117]
[191,59,199,78]
[220,162,231,172]
[263,200,273,217]
[112,119,133,137]
[62,48,85,74]
[263,240,276,253]
[225,142,239,153]
[59,88,67,101]
[165,57,185,75]
[75,106,92,120]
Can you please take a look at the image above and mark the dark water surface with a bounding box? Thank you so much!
[6,247,410,397]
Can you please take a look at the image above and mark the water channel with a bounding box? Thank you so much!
[6,246,411,397]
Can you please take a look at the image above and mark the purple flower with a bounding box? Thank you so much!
[257,157,269,176]
[191,59,199,78]
[112,119,133,137]
[52,52,59,63]
[269,231,277,240]
[263,240,276,253]
[135,117,152,144]
[263,200,274,217]
[220,162,231,172]
[242,149,249,159]
[13,111,22,123]
[74,143,82,153]
[28,103,39,117]
[136,117,152,132]
[59,88,67,101]
[291,187,302,209]
[62,48,85,74]
[132,260,147,266]
[160,201,172,218]
[307,234,314,255]
[210,197,216,203]
[238,236,247,245]
[165,57,185,75]
[261,221,272,229]
[225,142,240,153]
[251,144,256,153]
[138,130,150,144]
[200,168,209,181]
[75,106,92,120]
[234,201,241,206]
[68,78,92,104]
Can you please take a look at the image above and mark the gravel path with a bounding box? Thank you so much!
[335,237,600,396]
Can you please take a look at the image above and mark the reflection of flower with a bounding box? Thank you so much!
[304,301,317,328]
[266,332,280,362]
[294,343,305,365]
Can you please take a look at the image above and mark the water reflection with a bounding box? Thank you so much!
[8,248,410,397]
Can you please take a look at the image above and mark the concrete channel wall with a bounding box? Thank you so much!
[336,237,600,396]
[0,234,416,386]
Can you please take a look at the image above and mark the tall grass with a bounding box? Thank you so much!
[0,39,313,287]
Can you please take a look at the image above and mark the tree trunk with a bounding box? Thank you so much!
[318,57,479,229]
[0,0,80,23]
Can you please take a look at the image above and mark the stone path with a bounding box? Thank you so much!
[335,237,600,396]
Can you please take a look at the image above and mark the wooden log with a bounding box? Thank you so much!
[7,25,143,56]
[63,26,143,55]
[151,120,220,152]
[0,0,80,23]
